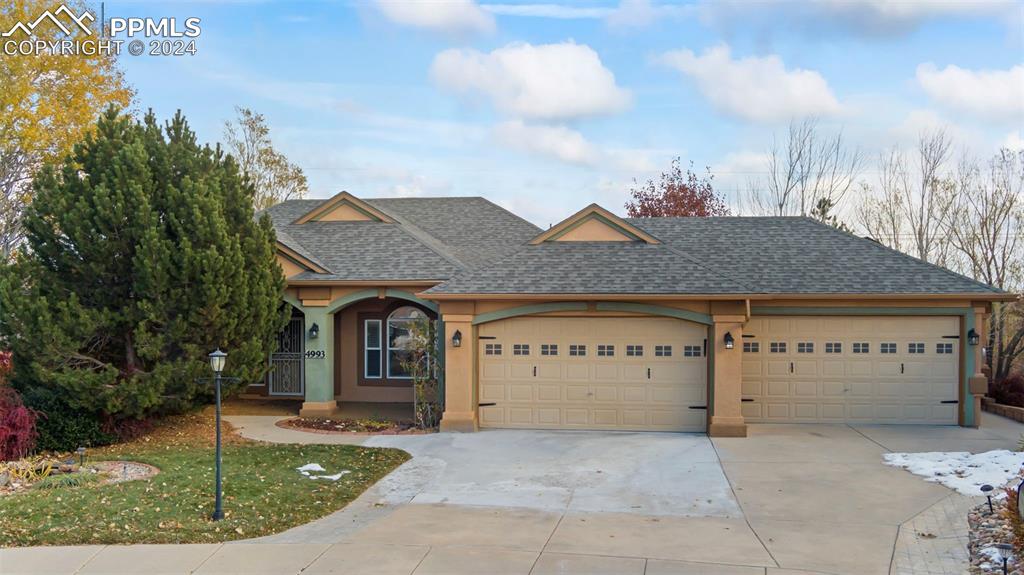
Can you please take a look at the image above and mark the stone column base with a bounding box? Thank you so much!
[708,415,747,437]
[299,400,339,418]
[440,410,478,432]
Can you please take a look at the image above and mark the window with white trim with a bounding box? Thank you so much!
[797,342,814,354]
[597,344,614,357]
[569,344,586,357]
[626,345,643,357]
[484,343,502,356]
[513,344,530,356]
[769,342,787,353]
[683,345,701,357]
[825,342,842,354]
[853,342,869,354]
[881,342,897,354]
[654,345,672,357]
[743,342,759,353]
[937,343,954,354]
[364,319,382,379]
[541,344,558,356]
[908,342,925,354]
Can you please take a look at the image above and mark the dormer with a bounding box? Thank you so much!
[292,191,395,224]
[529,204,660,244]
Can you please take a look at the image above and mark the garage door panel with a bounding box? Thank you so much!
[478,317,707,432]
[743,315,958,425]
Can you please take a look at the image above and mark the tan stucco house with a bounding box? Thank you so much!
[254,191,1014,437]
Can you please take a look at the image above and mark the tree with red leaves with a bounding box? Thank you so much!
[0,351,38,461]
[625,158,729,218]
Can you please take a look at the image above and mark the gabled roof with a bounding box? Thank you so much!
[424,215,1007,297]
[292,191,395,224]
[264,195,540,282]
[530,204,660,245]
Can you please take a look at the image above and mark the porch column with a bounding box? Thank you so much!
[709,315,747,437]
[966,305,988,428]
[299,304,338,417]
[439,309,478,432]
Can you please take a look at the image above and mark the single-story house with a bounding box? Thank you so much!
[253,191,1013,437]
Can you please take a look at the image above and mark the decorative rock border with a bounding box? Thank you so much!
[274,417,435,436]
[968,498,1020,574]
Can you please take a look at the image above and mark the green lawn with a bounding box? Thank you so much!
[0,415,410,546]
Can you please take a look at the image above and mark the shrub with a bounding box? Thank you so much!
[991,374,1024,408]
[33,472,102,490]
[22,388,114,452]
[0,351,38,461]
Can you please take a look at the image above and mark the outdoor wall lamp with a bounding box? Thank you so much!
[723,332,735,350]
[309,322,320,339]
[452,330,462,348]
[968,328,980,346]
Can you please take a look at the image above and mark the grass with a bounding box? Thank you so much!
[0,409,410,546]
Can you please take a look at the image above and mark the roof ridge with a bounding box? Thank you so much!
[799,216,1004,294]
[626,219,754,291]
[381,212,470,271]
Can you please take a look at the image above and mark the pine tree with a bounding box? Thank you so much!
[0,107,287,419]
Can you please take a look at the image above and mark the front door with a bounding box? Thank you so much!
[270,315,305,396]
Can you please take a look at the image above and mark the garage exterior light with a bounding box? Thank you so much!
[967,328,980,346]
[452,329,462,348]
[724,332,735,350]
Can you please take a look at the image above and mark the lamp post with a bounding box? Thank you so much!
[996,543,1012,575]
[209,349,226,521]
[982,484,995,514]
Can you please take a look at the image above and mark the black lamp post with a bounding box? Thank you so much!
[209,348,226,521]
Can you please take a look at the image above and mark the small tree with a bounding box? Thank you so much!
[400,318,441,429]
[625,158,728,217]
[809,197,851,231]
[223,107,308,211]
[0,108,287,421]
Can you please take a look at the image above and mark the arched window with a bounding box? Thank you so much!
[386,306,427,379]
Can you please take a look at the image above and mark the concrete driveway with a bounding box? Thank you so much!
[6,413,1022,575]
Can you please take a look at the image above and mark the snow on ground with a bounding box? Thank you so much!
[883,450,1024,495]
[296,463,350,481]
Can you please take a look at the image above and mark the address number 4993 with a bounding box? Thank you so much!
[304,350,326,359]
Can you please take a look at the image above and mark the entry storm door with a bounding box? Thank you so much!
[269,315,305,396]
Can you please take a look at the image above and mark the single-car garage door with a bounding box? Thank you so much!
[478,316,707,431]
[741,316,959,424]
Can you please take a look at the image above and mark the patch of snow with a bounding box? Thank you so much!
[313,471,351,481]
[296,463,326,474]
[883,450,1024,495]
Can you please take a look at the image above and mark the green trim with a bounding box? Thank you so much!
[472,302,588,325]
[707,324,715,419]
[283,293,303,310]
[750,306,973,316]
[385,289,439,313]
[323,289,379,315]
[436,318,445,410]
[546,213,646,242]
[964,309,976,427]
[595,302,714,325]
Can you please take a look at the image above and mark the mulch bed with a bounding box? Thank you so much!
[276,417,433,435]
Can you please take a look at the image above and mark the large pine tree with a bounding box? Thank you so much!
[0,108,287,419]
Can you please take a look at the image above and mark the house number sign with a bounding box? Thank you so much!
[305,350,326,359]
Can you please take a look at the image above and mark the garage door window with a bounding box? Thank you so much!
[881,343,897,354]
[825,342,842,353]
[908,343,925,354]
[513,344,530,356]
[853,342,869,354]
[683,345,701,357]
[541,344,558,356]
[569,344,586,356]
[597,345,615,357]
[769,342,786,353]
[626,345,643,357]
[485,343,502,355]
[654,345,672,357]
[937,343,954,354]
[743,342,759,353]
[797,342,814,353]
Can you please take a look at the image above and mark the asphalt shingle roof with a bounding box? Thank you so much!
[263,197,539,281]
[423,216,1002,296]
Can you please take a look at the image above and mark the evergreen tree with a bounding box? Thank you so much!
[0,107,287,419]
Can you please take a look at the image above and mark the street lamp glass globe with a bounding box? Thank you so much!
[209,349,227,373]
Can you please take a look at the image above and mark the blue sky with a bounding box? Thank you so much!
[113,0,1022,226]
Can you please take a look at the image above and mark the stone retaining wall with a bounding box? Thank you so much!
[982,397,1024,423]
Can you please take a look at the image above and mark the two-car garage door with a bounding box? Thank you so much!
[741,316,960,425]
[477,317,707,431]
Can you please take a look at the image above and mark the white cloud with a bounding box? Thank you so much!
[373,0,494,35]
[700,0,1017,38]
[916,63,1024,121]
[482,4,612,19]
[606,0,693,29]
[1004,131,1024,152]
[659,44,842,123]
[493,120,653,172]
[430,41,631,121]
